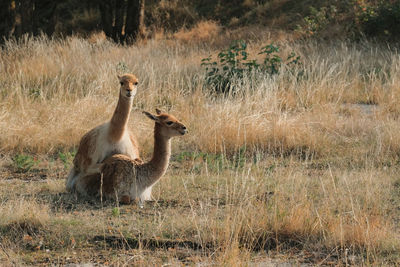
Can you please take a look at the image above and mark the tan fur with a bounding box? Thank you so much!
[73,128,98,173]
[129,132,141,161]
[108,96,131,142]
[66,74,140,192]
[75,110,187,204]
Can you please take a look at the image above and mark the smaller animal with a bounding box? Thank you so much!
[75,109,187,206]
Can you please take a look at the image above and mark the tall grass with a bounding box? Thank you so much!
[0,37,397,158]
[1,35,400,160]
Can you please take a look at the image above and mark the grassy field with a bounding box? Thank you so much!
[0,28,400,265]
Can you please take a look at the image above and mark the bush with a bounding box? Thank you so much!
[58,150,76,170]
[145,0,198,32]
[201,40,301,93]
[13,154,40,173]
[300,5,338,36]
[359,1,400,40]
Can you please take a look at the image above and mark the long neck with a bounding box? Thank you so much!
[140,124,171,188]
[108,92,132,142]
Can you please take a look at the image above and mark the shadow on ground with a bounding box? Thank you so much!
[91,235,213,251]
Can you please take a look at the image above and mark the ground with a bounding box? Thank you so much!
[1,151,399,265]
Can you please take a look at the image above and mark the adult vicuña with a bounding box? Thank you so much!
[66,74,141,192]
[75,109,187,205]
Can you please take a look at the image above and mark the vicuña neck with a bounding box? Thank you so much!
[108,92,132,142]
[140,124,171,188]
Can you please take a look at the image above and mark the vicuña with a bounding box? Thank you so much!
[66,74,141,192]
[75,109,187,205]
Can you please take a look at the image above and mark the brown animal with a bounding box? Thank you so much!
[75,109,187,206]
[66,74,141,192]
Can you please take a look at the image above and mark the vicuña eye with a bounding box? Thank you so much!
[166,121,173,125]
[134,82,138,85]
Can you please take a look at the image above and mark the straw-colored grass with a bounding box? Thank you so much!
[0,32,399,265]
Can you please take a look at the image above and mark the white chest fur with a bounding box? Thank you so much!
[93,123,137,164]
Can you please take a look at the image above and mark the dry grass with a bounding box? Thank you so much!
[173,21,221,44]
[0,199,50,231]
[0,33,399,265]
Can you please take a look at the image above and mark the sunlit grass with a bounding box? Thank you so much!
[0,32,399,264]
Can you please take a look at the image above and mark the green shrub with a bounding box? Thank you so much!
[13,154,40,173]
[359,1,400,40]
[201,40,301,93]
[300,5,338,36]
[58,150,76,170]
[112,207,120,217]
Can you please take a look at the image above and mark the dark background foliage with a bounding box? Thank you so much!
[1,0,400,43]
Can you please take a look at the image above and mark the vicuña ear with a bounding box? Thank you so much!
[155,108,163,115]
[117,75,122,81]
[143,111,158,121]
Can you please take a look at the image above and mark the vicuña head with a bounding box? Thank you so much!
[74,109,187,206]
[143,108,187,137]
[118,73,138,99]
